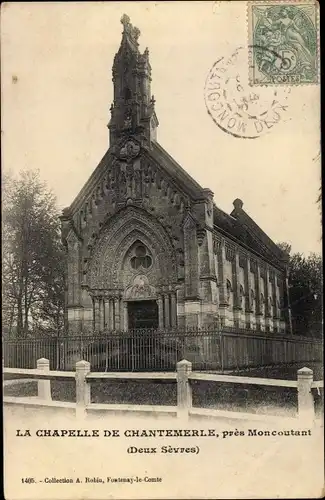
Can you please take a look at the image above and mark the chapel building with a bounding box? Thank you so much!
[61,15,291,335]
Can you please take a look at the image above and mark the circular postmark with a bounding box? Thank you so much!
[204,46,291,139]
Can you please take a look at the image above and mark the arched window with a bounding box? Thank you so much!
[250,289,255,312]
[130,243,152,270]
[269,296,273,310]
[239,284,245,307]
[226,279,232,302]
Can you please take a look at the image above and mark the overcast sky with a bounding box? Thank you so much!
[1,1,321,256]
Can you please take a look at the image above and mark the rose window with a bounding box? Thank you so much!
[130,244,152,270]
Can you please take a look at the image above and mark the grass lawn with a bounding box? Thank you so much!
[229,361,323,380]
[4,361,323,418]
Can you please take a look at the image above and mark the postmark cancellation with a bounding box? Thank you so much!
[248,1,319,85]
[204,46,291,139]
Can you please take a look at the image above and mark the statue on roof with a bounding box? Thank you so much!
[120,13,141,42]
[120,13,130,27]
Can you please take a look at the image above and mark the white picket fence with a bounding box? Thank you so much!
[3,358,323,425]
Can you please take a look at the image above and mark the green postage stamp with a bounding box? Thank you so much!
[248,1,319,85]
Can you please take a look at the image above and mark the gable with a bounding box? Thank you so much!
[63,137,207,219]
[60,136,209,258]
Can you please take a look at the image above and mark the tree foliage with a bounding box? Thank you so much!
[277,242,322,337]
[289,252,322,337]
[2,170,65,337]
[277,241,292,256]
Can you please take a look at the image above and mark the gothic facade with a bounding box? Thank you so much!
[61,15,291,335]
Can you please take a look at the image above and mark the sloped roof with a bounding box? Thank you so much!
[148,141,206,199]
[230,200,288,263]
[213,205,246,239]
[64,149,112,215]
[212,200,287,267]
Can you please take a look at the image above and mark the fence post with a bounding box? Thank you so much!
[36,358,52,401]
[177,359,192,420]
[297,367,314,425]
[75,360,91,419]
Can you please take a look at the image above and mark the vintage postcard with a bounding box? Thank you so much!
[2,1,323,499]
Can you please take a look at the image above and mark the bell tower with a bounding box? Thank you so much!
[108,14,159,148]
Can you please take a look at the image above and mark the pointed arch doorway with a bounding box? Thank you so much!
[128,300,159,330]
[125,298,159,371]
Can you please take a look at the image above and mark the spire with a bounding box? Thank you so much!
[108,14,159,148]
